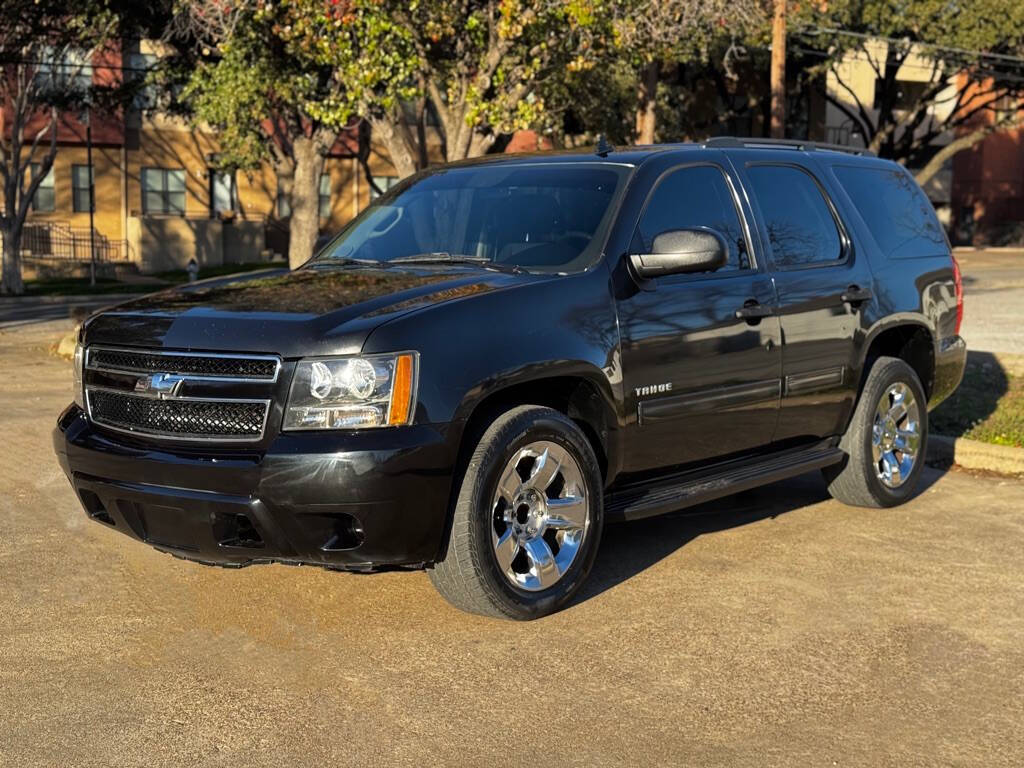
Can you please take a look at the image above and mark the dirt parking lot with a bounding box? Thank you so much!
[2,321,1023,767]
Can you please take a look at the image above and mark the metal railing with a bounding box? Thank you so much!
[22,222,130,262]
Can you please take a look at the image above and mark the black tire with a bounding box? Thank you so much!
[824,356,929,508]
[429,405,604,620]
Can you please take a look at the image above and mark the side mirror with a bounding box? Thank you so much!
[628,227,728,279]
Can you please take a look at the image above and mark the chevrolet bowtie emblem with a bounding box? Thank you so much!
[135,373,185,399]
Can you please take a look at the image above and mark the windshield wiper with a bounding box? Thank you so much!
[389,253,523,273]
[311,256,383,267]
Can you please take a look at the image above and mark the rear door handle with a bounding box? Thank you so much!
[734,300,773,321]
[840,285,873,304]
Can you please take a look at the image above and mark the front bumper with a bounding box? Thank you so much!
[54,406,458,570]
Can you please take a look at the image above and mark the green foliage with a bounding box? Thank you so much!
[182,0,417,170]
[185,44,278,170]
[799,0,1024,53]
[396,0,617,139]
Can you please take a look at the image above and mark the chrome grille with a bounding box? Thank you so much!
[83,347,279,442]
[87,347,279,381]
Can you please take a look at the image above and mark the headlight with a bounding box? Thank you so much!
[283,352,418,430]
[73,342,85,409]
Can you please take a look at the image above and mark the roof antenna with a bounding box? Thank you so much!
[595,134,613,158]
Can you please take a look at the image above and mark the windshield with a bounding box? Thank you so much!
[314,163,630,273]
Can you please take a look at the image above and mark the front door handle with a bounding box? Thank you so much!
[841,285,873,304]
[734,300,773,321]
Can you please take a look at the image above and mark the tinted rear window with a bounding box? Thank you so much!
[745,165,842,268]
[833,165,946,259]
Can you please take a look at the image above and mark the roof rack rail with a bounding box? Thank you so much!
[702,136,875,157]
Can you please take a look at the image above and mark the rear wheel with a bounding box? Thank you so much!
[429,405,603,620]
[824,356,928,507]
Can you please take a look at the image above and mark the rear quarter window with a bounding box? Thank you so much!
[833,165,947,259]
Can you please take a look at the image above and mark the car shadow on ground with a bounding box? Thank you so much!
[574,466,946,607]
[930,350,1009,439]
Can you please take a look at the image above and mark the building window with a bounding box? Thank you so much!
[277,178,291,219]
[874,79,929,111]
[319,173,331,218]
[142,167,185,215]
[129,53,158,110]
[34,46,92,96]
[29,163,55,212]
[210,170,236,215]
[370,175,399,200]
[72,165,93,213]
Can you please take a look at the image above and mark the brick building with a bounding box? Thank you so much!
[5,41,401,277]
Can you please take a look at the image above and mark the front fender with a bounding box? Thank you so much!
[362,267,625,473]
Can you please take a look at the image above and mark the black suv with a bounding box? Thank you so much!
[54,139,966,619]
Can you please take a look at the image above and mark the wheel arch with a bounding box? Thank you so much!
[858,319,936,401]
[433,371,618,565]
[455,372,617,484]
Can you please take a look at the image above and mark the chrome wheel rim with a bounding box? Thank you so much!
[871,382,922,489]
[490,441,590,592]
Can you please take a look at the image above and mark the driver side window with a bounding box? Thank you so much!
[635,165,750,271]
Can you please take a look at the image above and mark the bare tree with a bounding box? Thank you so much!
[0,2,117,294]
[613,0,766,144]
[800,1,1024,178]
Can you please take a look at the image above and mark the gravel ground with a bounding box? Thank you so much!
[2,319,1024,767]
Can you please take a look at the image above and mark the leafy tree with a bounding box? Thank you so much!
[179,0,416,268]
[0,1,122,295]
[797,0,1024,184]
[291,0,618,176]
[612,0,765,143]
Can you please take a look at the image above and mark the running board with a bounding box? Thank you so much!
[605,445,844,522]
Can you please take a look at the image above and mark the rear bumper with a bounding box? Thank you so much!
[54,406,458,570]
[929,334,967,409]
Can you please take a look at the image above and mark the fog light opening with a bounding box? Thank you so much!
[79,489,115,526]
[216,513,265,549]
[320,514,365,552]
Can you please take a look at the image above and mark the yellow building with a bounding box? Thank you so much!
[20,44,401,275]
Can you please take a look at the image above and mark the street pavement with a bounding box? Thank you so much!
[1,322,1023,766]
[955,249,1024,355]
[0,293,139,330]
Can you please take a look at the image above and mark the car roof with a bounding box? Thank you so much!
[436,137,879,172]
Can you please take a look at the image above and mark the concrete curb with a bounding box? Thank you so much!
[928,434,1024,475]
[952,246,1024,255]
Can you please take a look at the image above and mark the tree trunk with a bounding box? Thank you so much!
[287,137,326,271]
[370,116,418,179]
[915,127,997,188]
[635,61,659,144]
[466,131,496,158]
[769,0,787,139]
[1,224,25,296]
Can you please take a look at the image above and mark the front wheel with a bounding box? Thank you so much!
[429,405,604,620]
[824,356,928,508]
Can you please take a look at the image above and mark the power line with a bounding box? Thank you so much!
[797,26,1024,67]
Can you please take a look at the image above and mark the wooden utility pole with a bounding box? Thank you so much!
[770,0,786,138]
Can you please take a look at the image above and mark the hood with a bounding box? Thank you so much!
[83,264,535,357]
